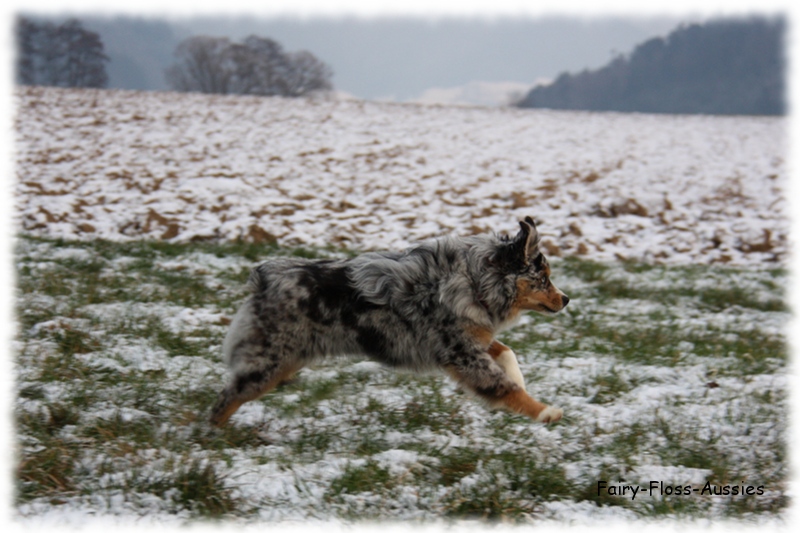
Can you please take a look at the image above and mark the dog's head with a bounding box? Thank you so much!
[494,217,569,315]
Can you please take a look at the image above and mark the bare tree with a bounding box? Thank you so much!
[165,36,234,94]
[166,34,333,97]
[58,19,109,88]
[282,50,333,96]
[232,36,290,96]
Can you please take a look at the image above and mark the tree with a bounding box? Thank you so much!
[230,36,291,96]
[165,34,333,97]
[282,50,333,96]
[16,17,109,88]
[165,36,234,94]
[58,19,109,88]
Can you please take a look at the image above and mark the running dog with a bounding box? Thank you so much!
[210,217,569,427]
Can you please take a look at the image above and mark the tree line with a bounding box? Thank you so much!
[15,16,333,98]
[516,17,785,116]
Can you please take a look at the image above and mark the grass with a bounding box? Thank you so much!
[13,235,789,524]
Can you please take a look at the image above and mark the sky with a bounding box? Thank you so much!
[169,16,688,103]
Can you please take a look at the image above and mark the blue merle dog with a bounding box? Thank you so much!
[210,217,569,427]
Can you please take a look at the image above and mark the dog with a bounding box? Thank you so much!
[210,216,569,427]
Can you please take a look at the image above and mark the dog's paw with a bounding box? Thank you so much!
[536,406,563,423]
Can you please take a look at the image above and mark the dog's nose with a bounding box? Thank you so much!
[561,295,570,308]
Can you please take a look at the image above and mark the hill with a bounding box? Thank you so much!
[516,18,785,116]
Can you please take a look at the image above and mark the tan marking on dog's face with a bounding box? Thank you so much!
[512,253,569,315]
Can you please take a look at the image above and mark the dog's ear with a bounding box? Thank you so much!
[514,217,540,264]
[492,218,541,271]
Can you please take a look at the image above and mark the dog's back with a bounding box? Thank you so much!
[227,238,484,372]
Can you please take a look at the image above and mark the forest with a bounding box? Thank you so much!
[516,18,785,116]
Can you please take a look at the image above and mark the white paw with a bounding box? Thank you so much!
[495,349,526,389]
[536,406,563,423]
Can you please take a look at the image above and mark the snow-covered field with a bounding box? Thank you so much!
[12,87,789,526]
[15,86,787,267]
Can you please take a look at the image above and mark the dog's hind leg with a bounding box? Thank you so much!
[209,359,303,427]
[446,351,562,424]
[488,341,526,389]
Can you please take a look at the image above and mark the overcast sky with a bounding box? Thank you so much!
[170,15,690,102]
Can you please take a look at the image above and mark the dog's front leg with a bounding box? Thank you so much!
[486,341,562,421]
[500,389,564,423]
[488,340,526,389]
[445,351,562,424]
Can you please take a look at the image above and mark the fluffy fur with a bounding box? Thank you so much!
[210,217,569,427]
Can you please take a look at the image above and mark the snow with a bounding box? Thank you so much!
[411,80,532,107]
[14,86,787,267]
[11,87,790,527]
